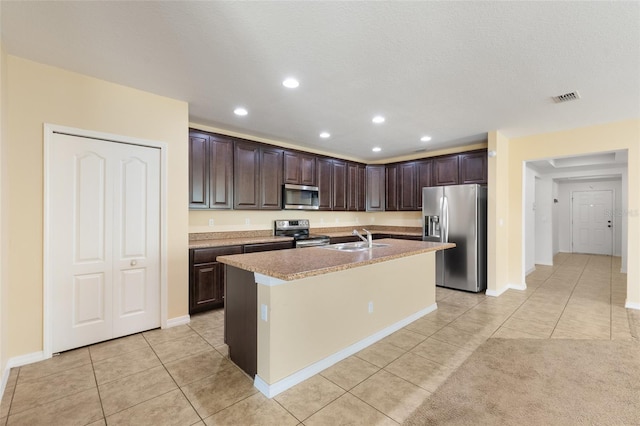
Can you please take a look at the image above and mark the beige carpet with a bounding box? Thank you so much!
[403,338,640,426]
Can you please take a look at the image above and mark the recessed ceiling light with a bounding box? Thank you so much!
[372,115,385,124]
[319,132,331,139]
[420,136,432,142]
[372,147,382,152]
[282,78,299,89]
[234,107,248,116]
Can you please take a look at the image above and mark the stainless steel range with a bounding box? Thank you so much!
[274,219,330,248]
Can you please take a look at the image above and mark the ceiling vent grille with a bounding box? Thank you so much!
[552,91,581,103]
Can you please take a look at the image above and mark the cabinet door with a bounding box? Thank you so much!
[357,164,366,211]
[416,159,432,209]
[191,262,224,313]
[260,147,283,209]
[433,155,459,186]
[243,241,294,253]
[459,151,487,184]
[209,136,234,209]
[316,157,333,210]
[366,165,386,211]
[398,162,417,210]
[385,165,399,211]
[234,142,260,209]
[283,151,301,185]
[346,162,360,211]
[300,153,317,186]
[332,160,347,211]
[189,133,209,209]
[190,245,242,314]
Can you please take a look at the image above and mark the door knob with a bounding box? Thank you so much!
[130,260,137,266]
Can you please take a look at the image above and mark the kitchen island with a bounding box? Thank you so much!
[217,238,454,398]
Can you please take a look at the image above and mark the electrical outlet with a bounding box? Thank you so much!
[261,304,268,321]
[368,301,374,313]
[245,218,250,225]
[208,218,215,227]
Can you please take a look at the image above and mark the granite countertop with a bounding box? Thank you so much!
[189,236,293,249]
[217,238,455,281]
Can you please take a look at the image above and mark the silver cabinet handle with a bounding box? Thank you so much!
[130,260,137,266]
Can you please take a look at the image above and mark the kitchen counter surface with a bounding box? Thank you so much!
[189,236,293,249]
[218,238,454,281]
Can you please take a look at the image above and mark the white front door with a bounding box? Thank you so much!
[50,133,160,353]
[572,190,613,255]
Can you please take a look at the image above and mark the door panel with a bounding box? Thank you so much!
[51,133,160,352]
[572,190,613,255]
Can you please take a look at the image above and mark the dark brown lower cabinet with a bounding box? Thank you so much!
[224,266,257,378]
[189,245,242,314]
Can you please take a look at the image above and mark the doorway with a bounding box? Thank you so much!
[571,190,614,255]
[44,125,167,355]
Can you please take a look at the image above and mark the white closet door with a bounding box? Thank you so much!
[50,133,160,353]
[572,190,613,255]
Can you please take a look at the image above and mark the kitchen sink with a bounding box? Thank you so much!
[321,242,390,252]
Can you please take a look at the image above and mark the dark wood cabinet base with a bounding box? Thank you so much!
[224,266,257,378]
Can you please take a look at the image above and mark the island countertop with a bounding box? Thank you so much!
[217,238,454,281]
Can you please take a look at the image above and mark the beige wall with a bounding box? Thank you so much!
[4,56,189,360]
[488,119,640,306]
[190,209,422,233]
[257,252,435,384]
[0,30,7,377]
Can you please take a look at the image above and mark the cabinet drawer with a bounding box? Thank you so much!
[243,241,294,253]
[192,245,243,264]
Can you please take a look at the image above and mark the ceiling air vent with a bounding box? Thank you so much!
[552,91,581,103]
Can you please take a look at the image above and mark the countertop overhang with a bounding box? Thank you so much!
[217,238,455,281]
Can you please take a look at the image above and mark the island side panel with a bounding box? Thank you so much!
[225,265,257,378]
[257,251,436,384]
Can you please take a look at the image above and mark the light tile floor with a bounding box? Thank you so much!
[1,254,637,425]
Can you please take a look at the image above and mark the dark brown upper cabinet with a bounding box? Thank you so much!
[233,141,283,210]
[433,155,460,186]
[283,151,316,186]
[416,159,432,209]
[316,156,333,210]
[385,164,399,211]
[459,150,488,184]
[347,162,366,211]
[366,165,386,211]
[332,159,348,211]
[189,130,233,209]
[398,162,418,211]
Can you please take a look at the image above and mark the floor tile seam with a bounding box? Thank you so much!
[89,348,107,424]
[102,387,181,420]
[7,384,98,419]
[16,360,95,385]
[91,345,159,370]
[280,388,346,423]
[405,348,455,369]
[156,345,215,367]
[344,390,402,425]
[548,256,592,338]
[171,359,237,389]
[1,369,19,421]
[380,361,444,394]
[95,360,164,388]
[319,367,380,393]
[427,331,482,350]
[497,324,552,338]
[171,367,205,424]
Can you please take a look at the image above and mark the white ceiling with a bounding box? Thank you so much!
[528,150,628,176]
[2,1,639,161]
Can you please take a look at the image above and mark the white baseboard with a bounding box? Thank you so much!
[525,266,536,275]
[625,301,640,310]
[2,351,48,400]
[486,283,527,297]
[254,303,438,398]
[165,315,190,328]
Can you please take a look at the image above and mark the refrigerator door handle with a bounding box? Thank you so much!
[443,196,449,242]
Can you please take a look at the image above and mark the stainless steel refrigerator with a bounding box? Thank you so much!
[422,184,487,292]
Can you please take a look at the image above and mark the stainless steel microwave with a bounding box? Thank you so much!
[282,184,320,210]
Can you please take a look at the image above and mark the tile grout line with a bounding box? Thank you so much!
[547,255,590,338]
[88,349,107,424]
[2,368,19,424]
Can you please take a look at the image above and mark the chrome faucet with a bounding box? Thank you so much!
[352,228,373,247]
